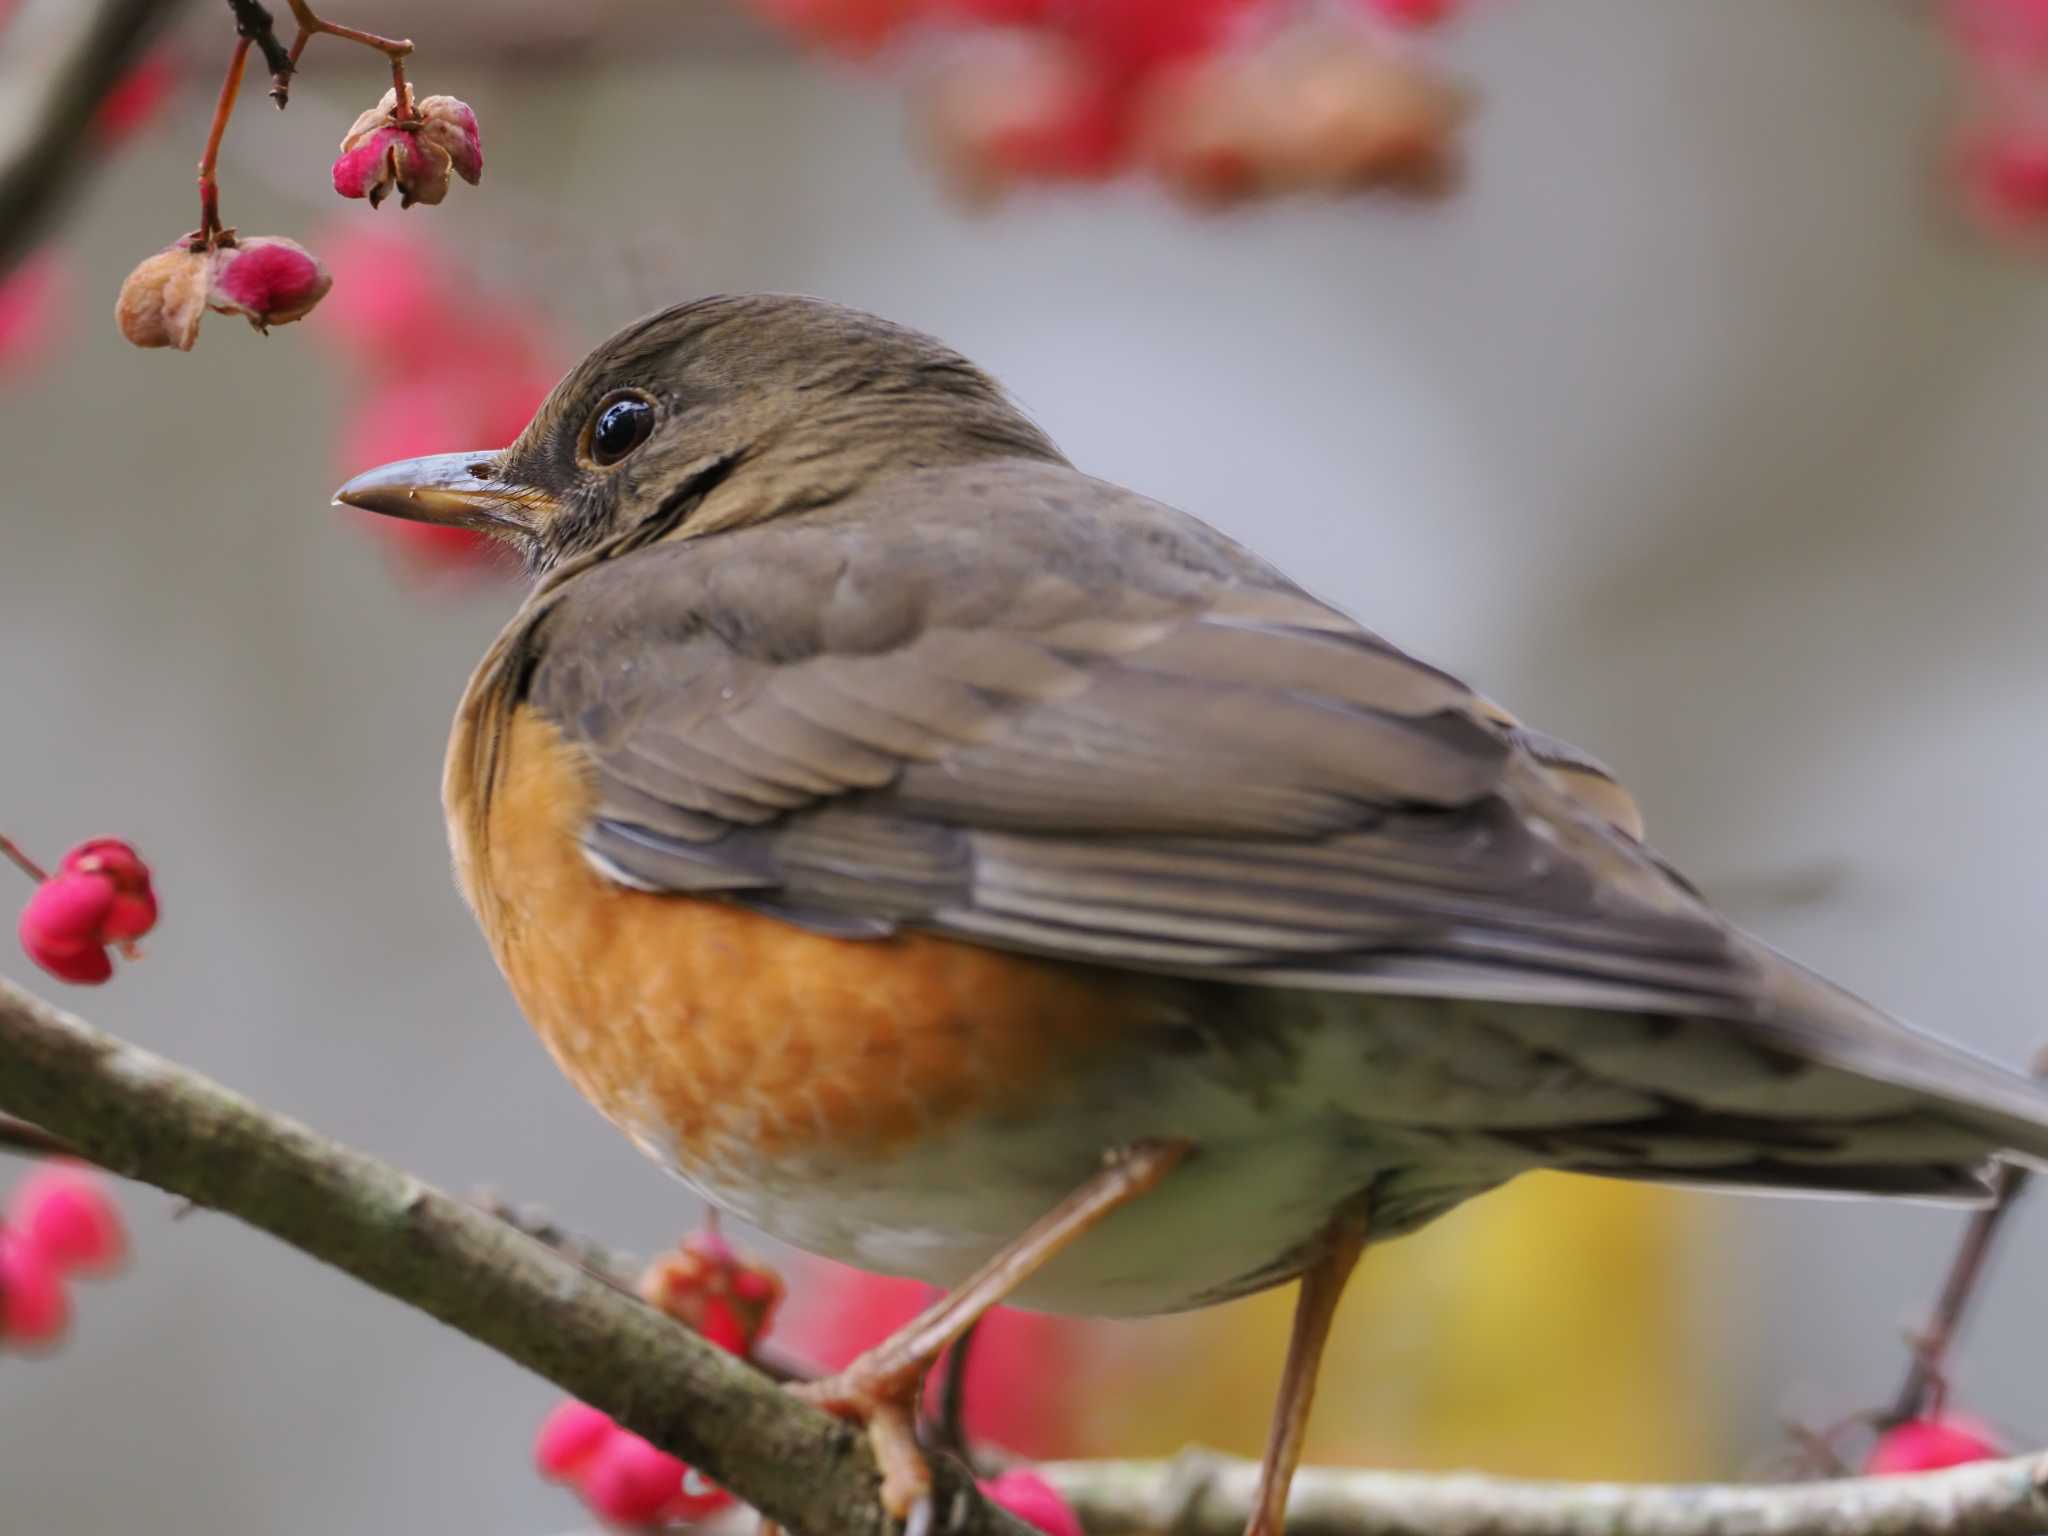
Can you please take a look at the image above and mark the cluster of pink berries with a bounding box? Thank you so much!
[112,16,481,351]
[1946,0,2048,241]
[750,0,1467,204]
[533,1229,1088,1533]
[534,1229,783,1526]
[12,838,158,986]
[0,1162,127,1350]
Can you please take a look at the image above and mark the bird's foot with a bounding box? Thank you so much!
[791,1140,1193,1522]
[793,1366,933,1519]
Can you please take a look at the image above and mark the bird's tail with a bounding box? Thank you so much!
[1531,942,2048,1203]
[1749,946,2048,1170]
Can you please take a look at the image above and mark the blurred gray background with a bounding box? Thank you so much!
[5,0,2047,1530]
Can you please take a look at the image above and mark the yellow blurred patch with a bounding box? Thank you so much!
[1081,1175,1716,1481]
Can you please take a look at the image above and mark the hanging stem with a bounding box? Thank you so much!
[279,1,416,118]
[195,35,253,241]
[0,834,48,885]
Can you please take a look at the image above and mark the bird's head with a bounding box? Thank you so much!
[334,294,1063,577]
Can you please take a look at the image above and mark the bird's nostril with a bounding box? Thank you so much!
[467,461,495,480]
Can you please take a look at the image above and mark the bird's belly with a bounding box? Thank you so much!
[686,1110,1396,1317]
[464,709,1525,1314]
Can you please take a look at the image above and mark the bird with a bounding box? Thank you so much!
[337,294,2048,1536]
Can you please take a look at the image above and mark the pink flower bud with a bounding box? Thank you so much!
[209,236,332,333]
[333,86,478,209]
[9,1163,126,1276]
[534,1399,617,1481]
[1865,1416,2004,1474]
[0,1229,72,1347]
[980,1470,1084,1536]
[114,244,213,351]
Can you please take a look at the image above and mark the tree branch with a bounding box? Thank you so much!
[0,975,1028,1536]
[0,0,199,274]
[5,971,2048,1536]
[1042,1447,2048,1536]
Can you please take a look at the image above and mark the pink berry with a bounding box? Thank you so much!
[8,1163,125,1275]
[58,840,158,943]
[534,1399,618,1481]
[209,236,332,332]
[0,1229,72,1346]
[19,873,118,985]
[1865,1416,2003,1474]
[577,1433,690,1525]
[980,1470,1084,1536]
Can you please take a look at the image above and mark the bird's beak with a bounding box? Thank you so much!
[332,451,553,537]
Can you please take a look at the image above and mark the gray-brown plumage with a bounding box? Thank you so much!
[338,293,2048,1533]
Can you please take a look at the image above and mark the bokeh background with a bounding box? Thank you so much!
[3,0,2047,1531]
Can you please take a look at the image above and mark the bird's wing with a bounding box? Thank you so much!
[521,466,1743,1016]
[513,464,2048,1169]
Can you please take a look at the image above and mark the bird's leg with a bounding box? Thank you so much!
[794,1138,1192,1518]
[1244,1198,1372,1536]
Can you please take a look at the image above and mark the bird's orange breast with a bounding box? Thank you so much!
[457,705,1153,1178]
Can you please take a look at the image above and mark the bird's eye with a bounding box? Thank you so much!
[587,394,655,466]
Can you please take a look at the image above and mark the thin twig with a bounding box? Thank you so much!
[276,0,414,117]
[0,835,48,885]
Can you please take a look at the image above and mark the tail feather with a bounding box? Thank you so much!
[1752,943,2048,1168]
